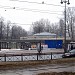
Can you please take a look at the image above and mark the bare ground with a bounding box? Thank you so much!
[0,58,75,69]
[37,72,75,75]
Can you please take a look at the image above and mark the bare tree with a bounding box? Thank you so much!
[5,21,11,39]
[32,19,45,34]
[66,7,75,41]
[0,17,5,39]
[59,19,64,37]
[11,25,27,39]
[32,18,60,36]
[44,19,51,32]
[50,23,59,36]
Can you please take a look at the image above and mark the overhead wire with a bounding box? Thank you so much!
[0,5,62,12]
[10,0,64,7]
[10,0,75,8]
[0,5,63,15]
[11,23,32,25]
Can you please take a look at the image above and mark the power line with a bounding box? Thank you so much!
[16,7,63,13]
[18,8,62,15]
[0,5,63,15]
[11,23,32,25]
[0,5,63,12]
[0,5,12,9]
[10,0,75,8]
[10,0,64,7]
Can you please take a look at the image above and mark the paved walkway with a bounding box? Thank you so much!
[0,49,64,54]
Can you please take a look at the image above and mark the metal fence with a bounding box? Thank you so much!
[0,52,63,62]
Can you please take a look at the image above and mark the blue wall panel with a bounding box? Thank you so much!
[44,40,63,48]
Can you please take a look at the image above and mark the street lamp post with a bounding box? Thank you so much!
[60,0,70,53]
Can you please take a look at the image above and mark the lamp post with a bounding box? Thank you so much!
[60,0,70,53]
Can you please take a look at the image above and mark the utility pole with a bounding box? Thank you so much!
[60,0,70,53]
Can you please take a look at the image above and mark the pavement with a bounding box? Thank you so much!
[0,48,64,54]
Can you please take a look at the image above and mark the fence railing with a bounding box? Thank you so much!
[0,52,63,62]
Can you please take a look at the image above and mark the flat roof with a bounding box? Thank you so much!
[34,32,56,36]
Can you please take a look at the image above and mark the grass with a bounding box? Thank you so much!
[0,58,75,69]
[37,72,75,75]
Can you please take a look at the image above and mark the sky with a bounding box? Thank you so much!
[0,0,75,31]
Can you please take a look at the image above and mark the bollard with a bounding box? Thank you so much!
[37,53,38,60]
[21,54,23,61]
[4,54,6,62]
[51,52,52,60]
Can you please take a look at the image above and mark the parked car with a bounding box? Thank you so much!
[62,49,75,58]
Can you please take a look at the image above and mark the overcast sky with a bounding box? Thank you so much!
[0,0,75,31]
